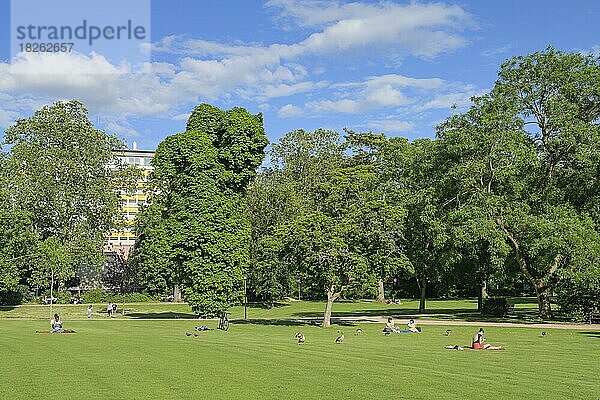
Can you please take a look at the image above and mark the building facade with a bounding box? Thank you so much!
[106,144,155,258]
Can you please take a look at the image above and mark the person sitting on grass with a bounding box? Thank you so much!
[50,313,64,333]
[406,319,421,333]
[472,328,503,350]
[395,319,421,333]
[383,317,400,334]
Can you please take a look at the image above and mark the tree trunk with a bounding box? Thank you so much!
[482,280,488,300]
[322,286,340,328]
[497,220,560,320]
[173,284,182,302]
[477,280,488,311]
[418,278,427,313]
[534,284,553,320]
[377,278,385,303]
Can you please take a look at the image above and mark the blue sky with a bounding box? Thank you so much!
[0,0,598,151]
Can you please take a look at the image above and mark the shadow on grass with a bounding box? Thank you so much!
[232,318,316,327]
[290,307,545,325]
[575,331,600,338]
[247,302,290,310]
[231,318,358,328]
[126,312,197,319]
[292,308,480,319]
[0,306,19,311]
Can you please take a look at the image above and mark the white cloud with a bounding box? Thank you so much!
[154,2,474,66]
[481,44,513,58]
[408,88,485,114]
[278,104,303,118]
[0,52,178,117]
[172,113,191,121]
[306,74,444,114]
[266,0,371,28]
[363,118,415,133]
[267,0,473,58]
[105,119,140,137]
[0,50,316,123]
[256,81,327,100]
[0,1,478,138]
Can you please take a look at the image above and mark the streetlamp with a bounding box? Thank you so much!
[243,272,248,320]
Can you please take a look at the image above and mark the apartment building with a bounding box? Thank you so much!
[106,142,155,258]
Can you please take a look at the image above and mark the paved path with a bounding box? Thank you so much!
[327,315,600,330]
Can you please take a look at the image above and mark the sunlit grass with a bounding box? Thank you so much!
[0,319,598,400]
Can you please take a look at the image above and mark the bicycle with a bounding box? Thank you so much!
[217,312,230,331]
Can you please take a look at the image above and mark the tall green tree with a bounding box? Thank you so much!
[2,100,125,292]
[437,48,600,319]
[344,132,410,303]
[0,155,36,293]
[134,104,267,316]
[130,203,174,296]
[246,169,306,305]
[251,129,411,326]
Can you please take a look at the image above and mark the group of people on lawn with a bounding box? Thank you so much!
[384,317,420,333]
[47,310,501,349]
[384,317,502,350]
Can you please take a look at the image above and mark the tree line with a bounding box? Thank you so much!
[1,48,599,324]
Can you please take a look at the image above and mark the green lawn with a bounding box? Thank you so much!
[0,297,548,323]
[0,319,598,400]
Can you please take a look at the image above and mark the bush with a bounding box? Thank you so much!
[82,289,109,303]
[82,290,157,304]
[482,297,509,317]
[0,285,34,305]
[556,269,600,321]
[123,292,157,302]
[41,290,72,304]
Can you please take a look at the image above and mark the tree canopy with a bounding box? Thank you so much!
[1,100,126,295]
[133,104,268,316]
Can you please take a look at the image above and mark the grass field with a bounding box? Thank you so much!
[1,300,599,399]
[0,297,552,322]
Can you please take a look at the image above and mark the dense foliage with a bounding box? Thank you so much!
[246,48,600,321]
[0,101,127,302]
[133,104,268,316]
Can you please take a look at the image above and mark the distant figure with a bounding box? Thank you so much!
[335,331,345,344]
[472,328,503,350]
[107,303,112,318]
[50,313,63,333]
[295,331,306,344]
[407,319,421,333]
[472,328,485,349]
[87,305,93,318]
[112,303,117,316]
[383,317,400,334]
